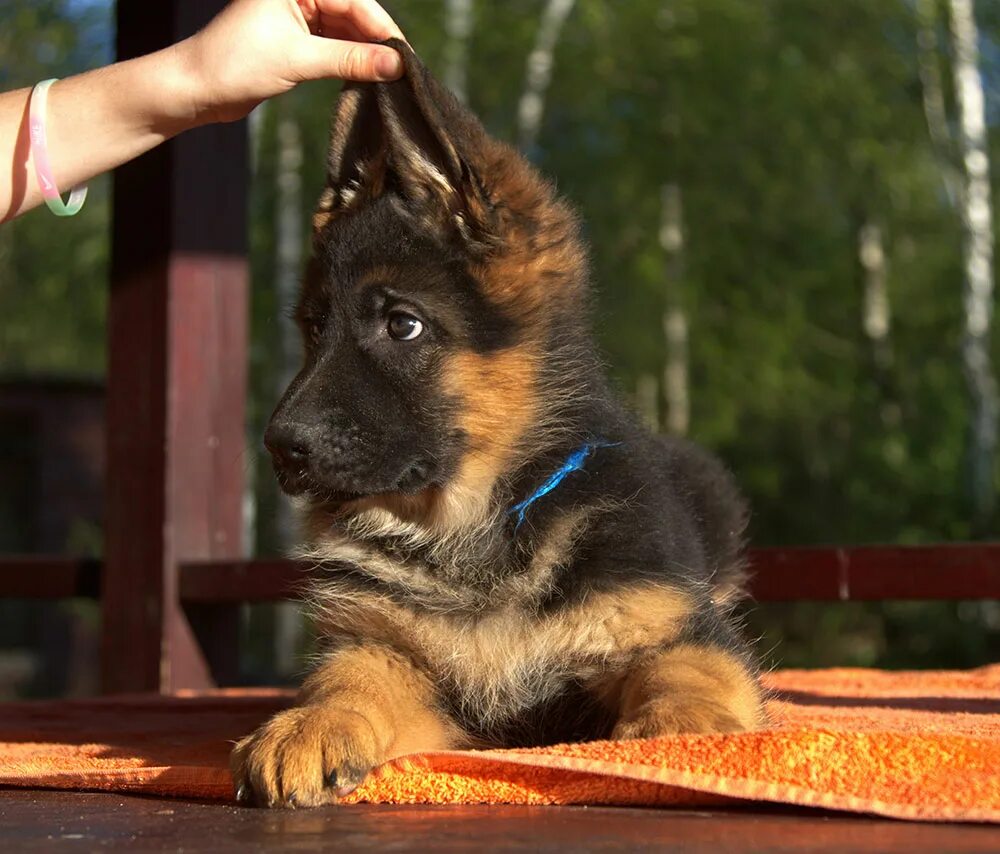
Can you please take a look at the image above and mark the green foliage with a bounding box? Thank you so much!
[0,1,110,377]
[3,0,999,675]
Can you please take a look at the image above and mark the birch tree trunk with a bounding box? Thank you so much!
[859,221,892,373]
[916,0,962,209]
[949,0,997,531]
[636,374,660,432]
[443,0,473,104]
[858,220,903,430]
[274,112,305,674]
[517,0,576,153]
[660,183,689,436]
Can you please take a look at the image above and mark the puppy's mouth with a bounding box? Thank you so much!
[275,458,437,504]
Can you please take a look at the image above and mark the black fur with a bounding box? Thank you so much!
[266,40,757,749]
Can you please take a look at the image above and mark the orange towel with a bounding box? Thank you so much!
[0,666,997,823]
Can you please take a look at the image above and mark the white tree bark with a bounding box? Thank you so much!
[949,0,997,529]
[636,373,660,432]
[660,183,689,436]
[517,0,576,153]
[443,0,474,104]
[916,0,962,209]
[859,220,903,430]
[859,221,892,369]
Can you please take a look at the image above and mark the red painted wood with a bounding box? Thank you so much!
[747,544,1000,601]
[180,560,309,603]
[104,0,246,694]
[4,545,999,604]
[183,543,1000,602]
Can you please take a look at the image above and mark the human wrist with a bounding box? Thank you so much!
[166,32,259,127]
[142,39,213,132]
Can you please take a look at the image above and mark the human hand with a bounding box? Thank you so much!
[179,0,405,124]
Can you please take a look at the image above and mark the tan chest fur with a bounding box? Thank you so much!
[309,566,692,727]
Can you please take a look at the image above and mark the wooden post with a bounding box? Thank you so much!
[103,0,247,693]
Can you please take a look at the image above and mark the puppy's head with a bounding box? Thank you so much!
[266,41,589,534]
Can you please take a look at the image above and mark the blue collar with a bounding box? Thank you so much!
[508,440,618,530]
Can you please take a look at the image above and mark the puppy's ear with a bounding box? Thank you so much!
[313,82,383,231]
[315,39,497,249]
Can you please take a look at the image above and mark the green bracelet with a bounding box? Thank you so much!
[29,78,88,217]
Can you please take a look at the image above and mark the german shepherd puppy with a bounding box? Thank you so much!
[232,41,762,808]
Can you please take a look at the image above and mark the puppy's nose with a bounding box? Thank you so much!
[264,423,312,471]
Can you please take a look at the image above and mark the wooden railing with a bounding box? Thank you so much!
[3,543,998,604]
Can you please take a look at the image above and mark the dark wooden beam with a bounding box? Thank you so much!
[104,0,247,694]
[179,559,310,602]
[0,556,100,599]
[180,543,1000,602]
[747,544,1000,601]
[5,544,998,603]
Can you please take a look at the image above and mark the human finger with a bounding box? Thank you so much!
[295,35,403,81]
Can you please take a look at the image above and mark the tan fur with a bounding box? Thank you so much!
[442,347,540,503]
[231,644,463,808]
[472,140,588,322]
[313,150,389,232]
[304,346,546,540]
[612,643,764,738]
[309,574,693,731]
[298,345,558,542]
[304,507,590,612]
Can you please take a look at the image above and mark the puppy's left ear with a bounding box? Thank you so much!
[376,39,498,249]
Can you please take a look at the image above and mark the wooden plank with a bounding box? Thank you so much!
[179,560,309,603]
[4,544,998,604]
[748,544,1000,601]
[0,557,99,599]
[104,0,246,694]
[1,791,998,852]
[179,543,1000,603]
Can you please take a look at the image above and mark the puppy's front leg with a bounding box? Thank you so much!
[612,642,764,738]
[232,644,461,808]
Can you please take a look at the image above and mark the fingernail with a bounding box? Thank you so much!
[376,50,402,80]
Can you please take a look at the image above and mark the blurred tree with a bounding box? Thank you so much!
[516,0,577,153]
[443,0,474,104]
[948,0,997,535]
[0,0,110,376]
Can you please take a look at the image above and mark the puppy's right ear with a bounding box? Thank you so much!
[312,82,384,232]
[313,41,498,250]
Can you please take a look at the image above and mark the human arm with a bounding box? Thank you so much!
[1,0,404,222]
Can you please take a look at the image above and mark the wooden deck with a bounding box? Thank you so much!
[1,790,996,852]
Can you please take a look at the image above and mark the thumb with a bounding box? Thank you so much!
[296,37,403,82]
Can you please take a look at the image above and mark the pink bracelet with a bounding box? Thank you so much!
[29,78,88,217]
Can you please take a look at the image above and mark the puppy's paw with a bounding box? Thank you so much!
[231,704,384,808]
[612,697,747,739]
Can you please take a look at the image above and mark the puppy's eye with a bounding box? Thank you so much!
[387,312,423,341]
